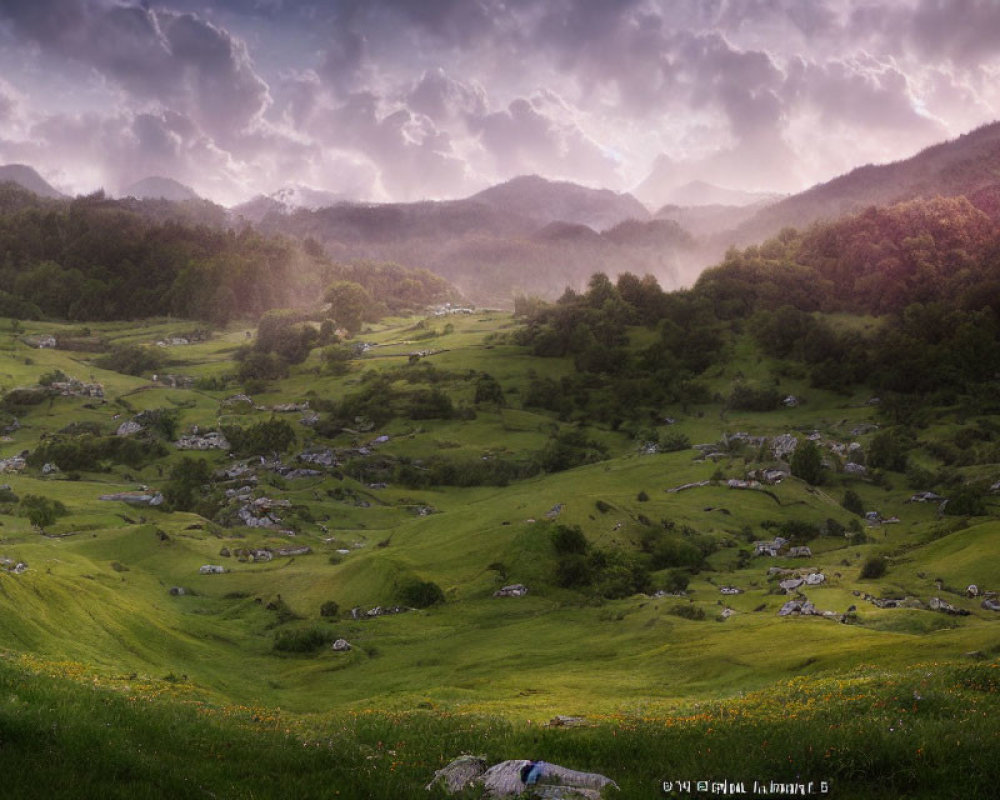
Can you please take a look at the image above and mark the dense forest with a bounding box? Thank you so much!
[0,182,452,324]
[514,194,1000,431]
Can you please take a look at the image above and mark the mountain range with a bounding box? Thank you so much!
[5,120,1000,301]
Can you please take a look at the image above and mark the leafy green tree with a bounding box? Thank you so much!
[324,281,373,336]
[790,440,825,485]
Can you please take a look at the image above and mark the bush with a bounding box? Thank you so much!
[273,628,327,653]
[790,440,824,485]
[555,553,592,588]
[20,494,69,528]
[859,555,888,580]
[396,579,445,608]
[637,490,650,502]
[658,430,691,452]
[669,604,706,621]
[595,499,612,514]
[223,418,296,457]
[552,524,588,555]
[95,345,164,377]
[842,489,865,516]
[319,601,340,618]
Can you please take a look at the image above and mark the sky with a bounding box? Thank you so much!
[0,0,998,207]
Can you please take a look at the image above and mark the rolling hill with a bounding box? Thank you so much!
[0,163,65,199]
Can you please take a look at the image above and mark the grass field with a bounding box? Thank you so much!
[0,311,997,797]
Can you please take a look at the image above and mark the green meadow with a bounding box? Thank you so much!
[0,310,997,798]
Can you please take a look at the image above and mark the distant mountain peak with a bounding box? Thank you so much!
[0,164,65,199]
[121,176,199,202]
[471,174,649,231]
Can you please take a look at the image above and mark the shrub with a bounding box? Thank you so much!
[669,604,706,621]
[637,490,650,502]
[552,524,588,555]
[223,418,296,457]
[319,601,340,618]
[859,555,888,580]
[790,440,824,485]
[842,489,865,516]
[555,553,592,588]
[95,345,163,377]
[658,430,691,452]
[595,499,612,514]
[273,628,327,653]
[20,494,69,528]
[396,579,445,608]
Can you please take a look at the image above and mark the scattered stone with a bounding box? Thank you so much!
[727,478,760,490]
[783,395,799,407]
[274,545,312,557]
[199,565,225,575]
[331,638,351,652]
[770,433,798,460]
[299,449,336,467]
[99,491,165,506]
[176,431,230,450]
[667,480,712,493]
[494,584,529,598]
[753,537,788,557]
[844,462,867,475]
[788,546,812,558]
[719,586,743,595]
[35,335,57,349]
[929,596,971,616]
[909,491,945,503]
[426,756,488,794]
[545,503,563,518]
[168,587,186,596]
[475,759,618,800]
[115,420,144,437]
[720,608,736,619]
[283,469,323,480]
[41,462,58,475]
[219,547,231,558]
[778,600,802,616]
[272,402,309,413]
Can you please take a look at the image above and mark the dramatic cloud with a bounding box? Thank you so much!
[0,0,998,205]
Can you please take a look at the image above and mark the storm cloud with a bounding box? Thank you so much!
[0,0,997,206]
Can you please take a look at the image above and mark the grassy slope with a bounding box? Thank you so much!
[0,312,997,795]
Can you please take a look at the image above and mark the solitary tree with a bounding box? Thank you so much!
[790,439,824,485]
[324,281,373,336]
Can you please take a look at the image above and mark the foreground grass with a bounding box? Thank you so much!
[0,654,997,799]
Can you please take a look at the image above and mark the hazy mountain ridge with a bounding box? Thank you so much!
[121,176,200,202]
[735,121,1000,244]
[0,164,65,199]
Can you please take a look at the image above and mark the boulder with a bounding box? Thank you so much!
[115,420,144,437]
[788,546,812,558]
[168,587,186,596]
[779,578,804,592]
[719,586,743,595]
[720,608,736,619]
[199,565,225,575]
[804,573,826,586]
[844,462,867,475]
[967,584,979,598]
[778,600,802,616]
[982,598,1000,612]
[770,433,798,460]
[331,638,351,651]
[425,755,488,794]
[929,596,971,616]
[494,584,529,598]
[478,760,618,799]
